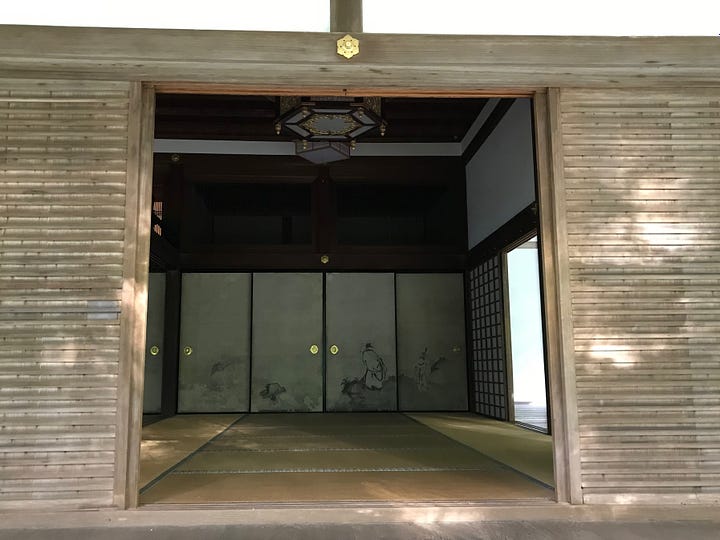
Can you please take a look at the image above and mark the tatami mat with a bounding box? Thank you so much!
[141,470,550,504]
[139,414,242,489]
[409,413,555,486]
[140,413,553,504]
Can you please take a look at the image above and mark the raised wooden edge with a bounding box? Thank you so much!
[533,89,582,504]
[1,502,718,527]
[114,83,156,509]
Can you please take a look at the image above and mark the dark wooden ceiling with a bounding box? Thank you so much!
[154,94,488,143]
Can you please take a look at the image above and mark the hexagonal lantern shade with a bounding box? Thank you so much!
[294,140,350,164]
[277,98,385,142]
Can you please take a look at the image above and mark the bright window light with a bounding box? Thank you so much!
[364,0,719,36]
[1,0,330,32]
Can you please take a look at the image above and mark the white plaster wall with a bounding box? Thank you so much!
[465,98,535,248]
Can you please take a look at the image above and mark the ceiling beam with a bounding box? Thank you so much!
[154,139,462,157]
[462,98,515,165]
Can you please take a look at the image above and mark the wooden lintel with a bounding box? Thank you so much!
[180,250,466,272]
[0,26,719,88]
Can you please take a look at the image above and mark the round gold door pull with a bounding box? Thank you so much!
[149,345,160,356]
[329,345,339,355]
[183,346,193,356]
[309,344,319,355]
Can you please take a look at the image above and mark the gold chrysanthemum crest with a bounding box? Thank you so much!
[337,34,359,59]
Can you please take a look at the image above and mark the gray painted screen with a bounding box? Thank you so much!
[143,272,166,414]
[396,273,468,411]
[178,273,252,412]
[251,273,323,412]
[325,273,397,411]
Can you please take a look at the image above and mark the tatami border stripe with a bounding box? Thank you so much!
[196,446,452,453]
[171,466,500,474]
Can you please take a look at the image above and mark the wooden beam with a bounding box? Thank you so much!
[156,154,465,186]
[160,271,181,418]
[330,0,363,33]
[1,26,719,89]
[179,249,466,272]
[467,203,538,266]
[462,99,515,164]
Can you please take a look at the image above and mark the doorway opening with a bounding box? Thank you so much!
[137,92,556,505]
[506,235,550,433]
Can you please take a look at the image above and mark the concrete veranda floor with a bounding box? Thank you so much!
[2,506,719,540]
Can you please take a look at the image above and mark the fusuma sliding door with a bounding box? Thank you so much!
[251,273,323,412]
[396,273,468,410]
[325,273,397,411]
[143,272,166,414]
[174,271,467,413]
[177,273,252,412]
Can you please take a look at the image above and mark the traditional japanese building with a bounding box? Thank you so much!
[0,2,718,537]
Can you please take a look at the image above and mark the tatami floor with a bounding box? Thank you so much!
[139,413,554,505]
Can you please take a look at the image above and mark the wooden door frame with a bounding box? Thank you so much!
[116,83,156,509]
[501,230,552,434]
[116,83,580,508]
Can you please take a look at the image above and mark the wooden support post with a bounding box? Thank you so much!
[161,270,181,418]
[533,89,582,505]
[330,0,363,33]
[313,167,337,254]
[116,84,156,509]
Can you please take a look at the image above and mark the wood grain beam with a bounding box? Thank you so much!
[1,27,719,88]
[179,249,466,272]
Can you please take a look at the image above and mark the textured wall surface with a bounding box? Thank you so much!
[0,79,132,509]
[559,88,720,504]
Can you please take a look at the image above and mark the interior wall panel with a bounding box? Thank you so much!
[559,88,720,504]
[0,78,132,510]
[465,99,536,248]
